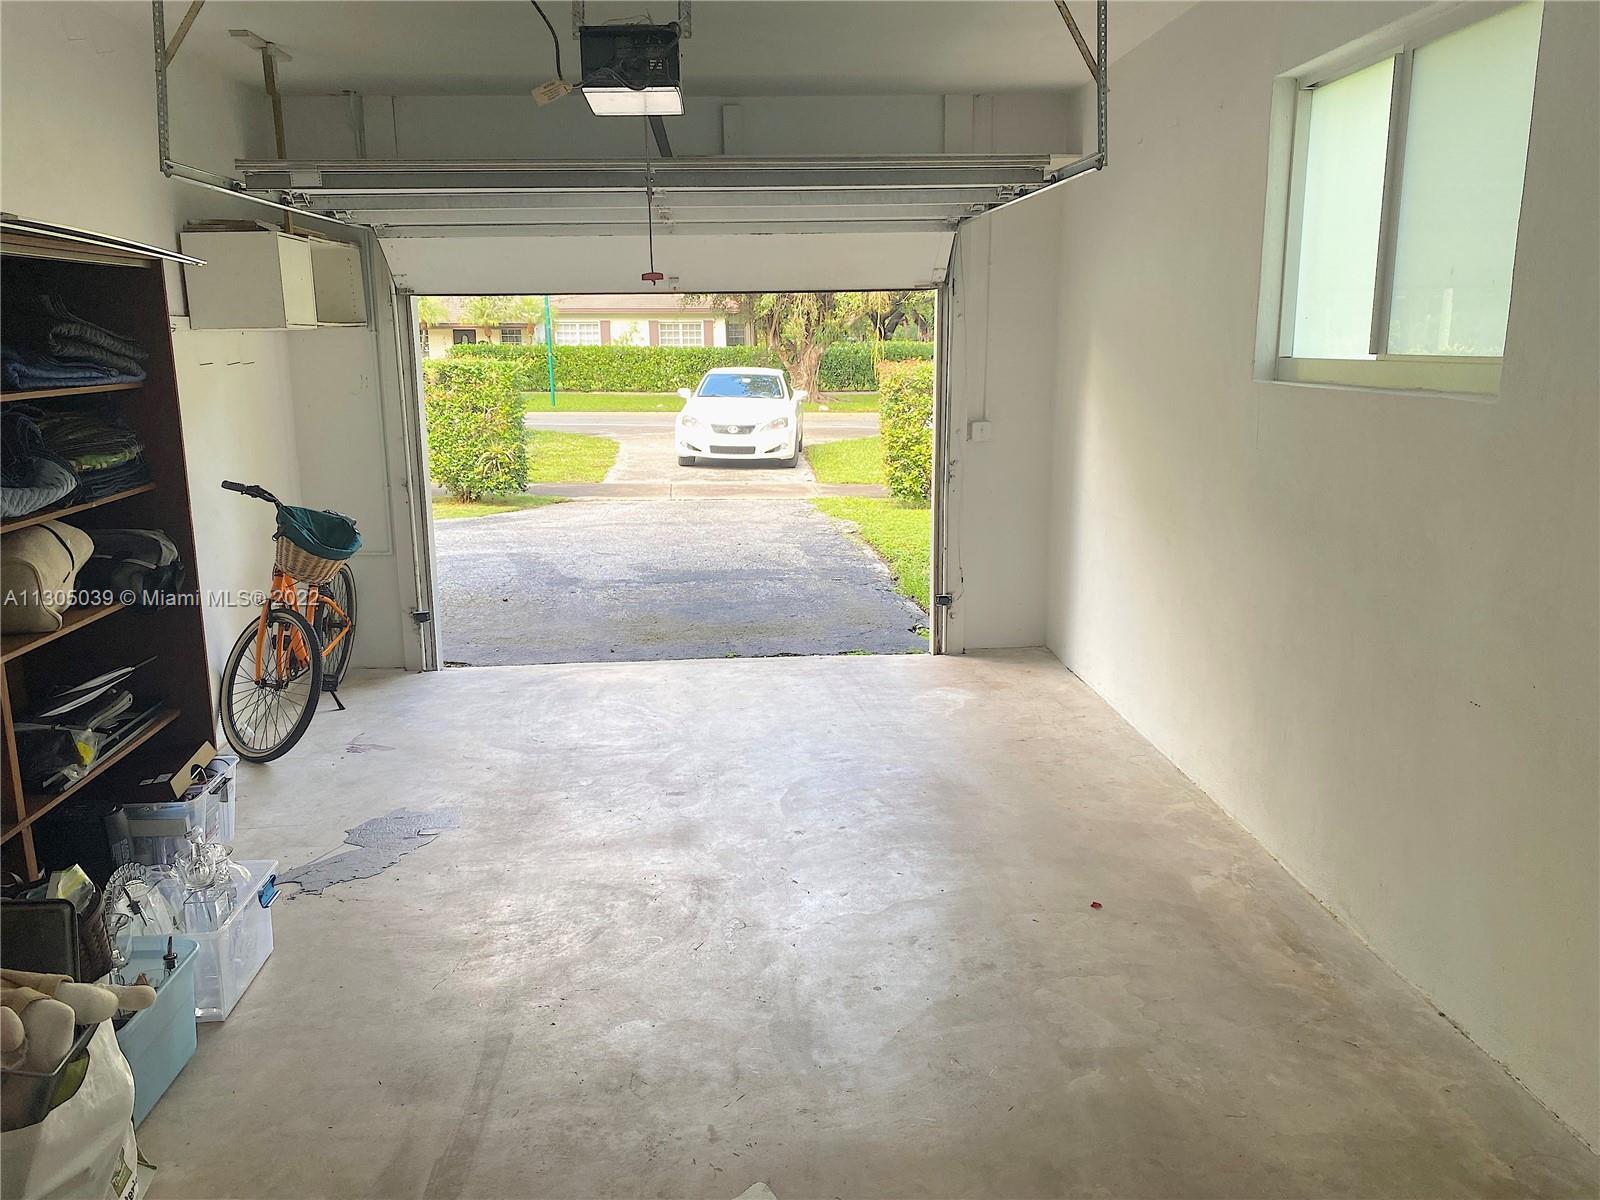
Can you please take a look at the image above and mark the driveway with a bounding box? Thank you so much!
[436,498,928,666]
[523,411,884,499]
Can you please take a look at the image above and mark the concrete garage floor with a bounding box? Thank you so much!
[436,499,928,665]
[138,652,1597,1199]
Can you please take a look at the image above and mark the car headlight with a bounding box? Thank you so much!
[761,416,790,431]
[680,414,701,428]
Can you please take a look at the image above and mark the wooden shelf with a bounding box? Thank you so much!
[3,707,179,841]
[1,603,126,663]
[1,381,143,403]
[3,228,214,880]
[0,481,157,535]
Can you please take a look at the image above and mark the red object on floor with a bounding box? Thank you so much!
[1090,901,1103,909]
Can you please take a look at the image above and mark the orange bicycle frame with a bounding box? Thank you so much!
[251,567,351,682]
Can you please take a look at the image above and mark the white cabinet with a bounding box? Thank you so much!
[309,239,367,326]
[181,231,319,330]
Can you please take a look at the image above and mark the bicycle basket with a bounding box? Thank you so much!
[274,505,360,585]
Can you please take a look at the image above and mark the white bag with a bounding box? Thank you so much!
[0,1022,140,1200]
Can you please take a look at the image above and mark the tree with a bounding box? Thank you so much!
[415,296,448,327]
[689,292,862,395]
[462,295,546,328]
[854,291,934,342]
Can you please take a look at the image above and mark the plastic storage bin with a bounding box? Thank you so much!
[112,793,210,867]
[191,860,277,1022]
[114,936,198,1125]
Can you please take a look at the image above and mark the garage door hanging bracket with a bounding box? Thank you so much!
[151,1,351,228]
[974,0,1107,219]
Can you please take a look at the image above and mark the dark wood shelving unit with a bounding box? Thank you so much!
[1,381,144,403]
[1,227,213,880]
[0,481,158,535]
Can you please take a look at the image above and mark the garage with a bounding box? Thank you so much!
[1,1,1596,1196]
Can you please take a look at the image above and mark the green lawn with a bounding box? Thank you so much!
[813,497,932,612]
[806,393,880,413]
[520,390,880,413]
[526,429,618,483]
[432,494,566,521]
[805,436,885,486]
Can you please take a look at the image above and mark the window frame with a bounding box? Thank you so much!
[657,319,705,348]
[499,325,523,345]
[1264,2,1537,396]
[555,320,602,346]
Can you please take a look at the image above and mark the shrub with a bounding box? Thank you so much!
[448,343,777,392]
[877,360,935,502]
[447,340,934,394]
[817,340,935,391]
[423,359,527,500]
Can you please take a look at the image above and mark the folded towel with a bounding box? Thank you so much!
[37,295,148,362]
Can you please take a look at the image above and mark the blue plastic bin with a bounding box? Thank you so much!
[114,936,198,1126]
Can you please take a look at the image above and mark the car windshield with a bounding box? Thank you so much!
[696,374,785,399]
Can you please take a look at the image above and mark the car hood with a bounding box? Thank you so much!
[680,397,790,425]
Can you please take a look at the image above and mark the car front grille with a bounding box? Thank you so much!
[710,445,757,454]
[712,424,755,435]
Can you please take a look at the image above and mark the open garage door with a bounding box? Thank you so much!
[237,154,1059,292]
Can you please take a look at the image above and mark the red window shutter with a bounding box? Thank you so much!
[648,319,660,346]
[703,319,714,346]
[599,319,611,345]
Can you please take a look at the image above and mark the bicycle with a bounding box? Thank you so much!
[217,481,361,762]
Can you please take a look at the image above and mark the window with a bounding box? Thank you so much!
[1270,2,1542,393]
[499,326,523,345]
[658,320,704,347]
[419,324,430,357]
[452,328,477,345]
[725,320,747,347]
[696,373,785,399]
[555,320,602,346]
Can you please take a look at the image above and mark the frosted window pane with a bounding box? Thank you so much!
[1291,56,1394,359]
[1388,3,1542,357]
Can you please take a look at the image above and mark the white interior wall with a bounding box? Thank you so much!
[1043,1,1599,1145]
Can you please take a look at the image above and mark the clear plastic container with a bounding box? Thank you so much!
[117,792,210,867]
[188,859,277,1022]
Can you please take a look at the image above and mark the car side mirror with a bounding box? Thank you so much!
[677,387,692,400]
[793,389,808,402]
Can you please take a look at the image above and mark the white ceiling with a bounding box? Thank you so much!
[171,0,1192,97]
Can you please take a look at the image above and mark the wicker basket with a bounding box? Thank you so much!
[79,885,113,983]
[275,535,343,586]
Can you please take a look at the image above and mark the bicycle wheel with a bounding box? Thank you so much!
[220,607,323,762]
[314,564,358,690]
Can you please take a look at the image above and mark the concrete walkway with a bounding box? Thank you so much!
[436,498,927,665]
[526,410,886,499]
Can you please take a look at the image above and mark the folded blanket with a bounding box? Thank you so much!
[46,337,145,378]
[37,295,148,363]
[74,456,150,501]
[0,457,78,518]
[2,344,144,390]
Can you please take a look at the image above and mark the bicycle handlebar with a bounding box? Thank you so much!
[221,480,281,506]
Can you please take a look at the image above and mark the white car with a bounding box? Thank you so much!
[675,367,806,468]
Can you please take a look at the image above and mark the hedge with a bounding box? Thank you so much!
[817,341,934,390]
[449,343,776,392]
[423,359,527,500]
[878,360,935,503]
[447,339,933,393]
